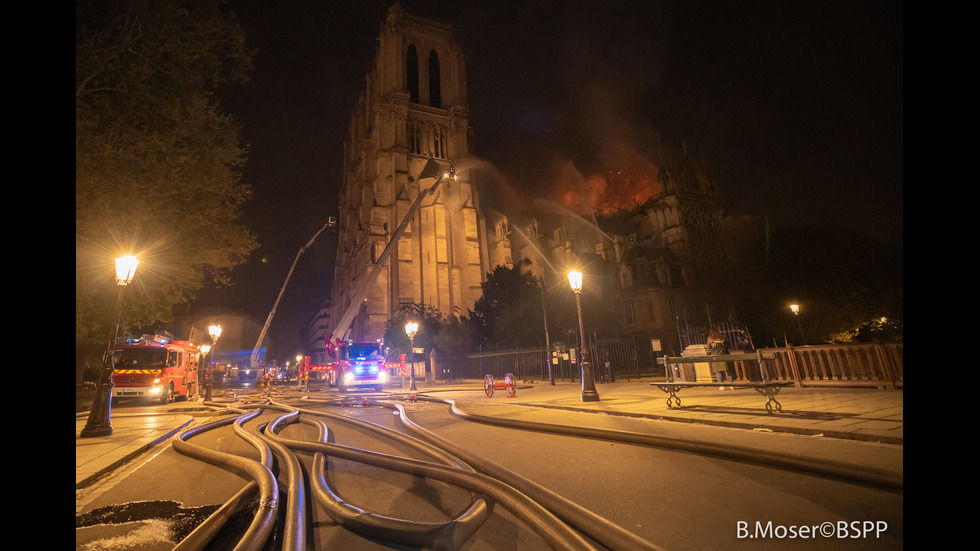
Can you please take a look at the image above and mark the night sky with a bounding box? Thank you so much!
[203,0,903,361]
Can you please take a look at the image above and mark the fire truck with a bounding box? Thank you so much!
[332,340,388,392]
[111,334,201,404]
[299,349,404,393]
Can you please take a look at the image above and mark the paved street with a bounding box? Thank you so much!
[77,378,902,489]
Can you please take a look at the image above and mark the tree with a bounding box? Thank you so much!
[469,262,549,349]
[383,304,446,357]
[76,0,257,344]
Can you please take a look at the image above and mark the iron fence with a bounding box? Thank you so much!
[432,335,665,383]
[435,341,903,390]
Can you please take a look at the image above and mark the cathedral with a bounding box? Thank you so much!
[329,4,488,343]
[323,4,737,355]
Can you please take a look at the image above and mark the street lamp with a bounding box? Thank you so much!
[568,270,600,402]
[405,321,419,391]
[81,255,139,438]
[789,304,807,345]
[206,324,222,401]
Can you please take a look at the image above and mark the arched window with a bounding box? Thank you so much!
[406,45,419,103]
[433,125,448,158]
[408,120,423,154]
[428,50,441,108]
[408,120,417,153]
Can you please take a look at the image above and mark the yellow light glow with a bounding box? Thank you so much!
[405,321,419,338]
[568,270,583,293]
[790,304,800,314]
[209,325,222,339]
[115,255,139,285]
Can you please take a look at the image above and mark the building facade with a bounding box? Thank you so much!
[301,298,332,365]
[489,144,736,354]
[329,5,489,344]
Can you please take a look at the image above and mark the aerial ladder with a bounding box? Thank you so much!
[248,219,333,370]
[248,159,455,369]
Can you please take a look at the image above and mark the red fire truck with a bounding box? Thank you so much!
[299,347,405,393]
[333,340,387,392]
[111,334,201,404]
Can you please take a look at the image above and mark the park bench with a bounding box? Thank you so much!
[654,352,793,413]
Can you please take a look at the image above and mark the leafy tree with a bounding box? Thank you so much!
[76,0,257,344]
[433,313,478,357]
[383,304,446,357]
[469,262,551,349]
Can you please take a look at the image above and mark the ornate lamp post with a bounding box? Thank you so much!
[206,324,222,401]
[789,304,807,345]
[81,255,139,438]
[405,321,419,391]
[568,270,600,402]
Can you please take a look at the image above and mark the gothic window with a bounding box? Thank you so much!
[408,120,424,155]
[684,207,721,258]
[428,50,441,108]
[434,126,448,158]
[622,300,636,326]
[406,45,419,103]
[526,221,538,241]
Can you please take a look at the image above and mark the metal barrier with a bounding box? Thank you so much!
[765,343,902,389]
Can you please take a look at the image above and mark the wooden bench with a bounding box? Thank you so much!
[650,381,794,413]
[655,351,792,413]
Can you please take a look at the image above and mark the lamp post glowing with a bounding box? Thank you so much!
[789,304,807,345]
[206,324,222,401]
[81,255,139,438]
[568,270,600,402]
[405,321,419,391]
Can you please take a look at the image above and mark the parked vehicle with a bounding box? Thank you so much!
[111,334,200,404]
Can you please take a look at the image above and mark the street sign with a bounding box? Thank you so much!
[413,347,424,354]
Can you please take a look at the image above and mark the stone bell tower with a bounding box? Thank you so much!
[330,4,489,343]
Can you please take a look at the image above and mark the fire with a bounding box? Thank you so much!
[559,147,663,216]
